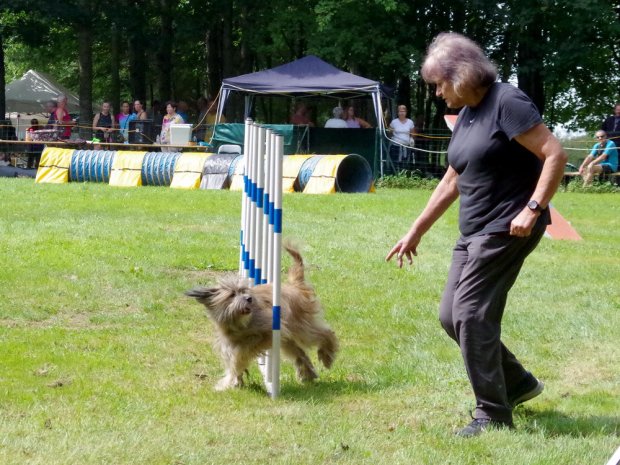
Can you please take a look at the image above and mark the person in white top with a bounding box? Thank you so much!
[324,107,349,128]
[388,105,416,172]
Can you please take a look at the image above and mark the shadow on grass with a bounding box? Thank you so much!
[519,408,620,437]
[241,377,387,401]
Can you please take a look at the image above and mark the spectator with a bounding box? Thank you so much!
[290,102,314,126]
[601,103,620,139]
[579,130,618,186]
[128,99,148,122]
[388,104,416,172]
[92,101,116,145]
[50,94,74,139]
[159,101,184,149]
[387,32,567,438]
[26,118,42,169]
[324,107,348,128]
[343,106,371,128]
[116,101,131,142]
[147,100,162,122]
[45,100,58,127]
[177,100,190,123]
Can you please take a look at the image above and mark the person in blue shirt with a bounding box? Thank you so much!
[579,130,618,186]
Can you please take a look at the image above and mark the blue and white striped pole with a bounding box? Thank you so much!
[270,133,283,399]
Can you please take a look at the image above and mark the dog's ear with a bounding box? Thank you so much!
[185,287,217,305]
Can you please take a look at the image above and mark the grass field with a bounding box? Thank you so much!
[0,179,618,465]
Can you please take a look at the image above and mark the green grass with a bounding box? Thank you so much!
[0,179,618,465]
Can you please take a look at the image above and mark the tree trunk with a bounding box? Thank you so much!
[78,21,93,138]
[205,28,222,99]
[157,0,173,101]
[110,22,121,116]
[0,31,5,119]
[517,26,546,116]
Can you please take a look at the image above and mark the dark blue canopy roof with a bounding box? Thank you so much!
[222,55,380,94]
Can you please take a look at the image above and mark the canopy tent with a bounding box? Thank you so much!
[216,55,385,132]
[4,70,80,114]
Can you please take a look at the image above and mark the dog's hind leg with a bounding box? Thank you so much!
[282,342,318,382]
[316,328,339,369]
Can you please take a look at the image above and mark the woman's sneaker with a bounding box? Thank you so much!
[456,418,514,437]
[508,373,544,407]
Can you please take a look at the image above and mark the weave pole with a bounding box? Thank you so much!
[238,121,283,398]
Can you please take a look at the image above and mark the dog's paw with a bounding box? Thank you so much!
[215,375,244,391]
[318,348,336,369]
[296,364,318,383]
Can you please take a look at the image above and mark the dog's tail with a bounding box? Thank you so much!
[284,241,306,286]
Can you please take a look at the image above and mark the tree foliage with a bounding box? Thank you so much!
[2,0,618,130]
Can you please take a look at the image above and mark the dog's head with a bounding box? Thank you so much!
[185,275,258,328]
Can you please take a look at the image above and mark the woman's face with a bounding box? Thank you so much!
[434,80,462,108]
[102,102,111,113]
[347,107,355,117]
[121,102,130,114]
[134,101,143,112]
[166,104,175,115]
[398,106,407,119]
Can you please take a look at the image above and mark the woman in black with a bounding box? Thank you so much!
[92,101,116,145]
[386,33,567,437]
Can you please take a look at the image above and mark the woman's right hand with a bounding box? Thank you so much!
[386,229,421,268]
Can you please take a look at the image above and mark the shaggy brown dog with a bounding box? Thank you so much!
[186,244,338,391]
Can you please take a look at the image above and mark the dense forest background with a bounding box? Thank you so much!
[1,0,619,132]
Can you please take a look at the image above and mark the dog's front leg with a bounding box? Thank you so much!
[215,348,246,391]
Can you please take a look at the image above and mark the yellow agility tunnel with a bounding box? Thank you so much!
[35,147,374,194]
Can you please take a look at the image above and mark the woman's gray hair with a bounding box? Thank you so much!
[421,32,497,97]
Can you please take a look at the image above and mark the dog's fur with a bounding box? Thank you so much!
[186,244,338,391]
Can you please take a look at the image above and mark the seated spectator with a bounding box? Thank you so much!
[159,101,185,150]
[324,107,348,128]
[579,130,618,186]
[26,118,43,168]
[92,101,116,145]
[290,102,314,126]
[343,106,371,128]
[601,102,620,139]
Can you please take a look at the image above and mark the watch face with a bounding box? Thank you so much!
[528,200,539,211]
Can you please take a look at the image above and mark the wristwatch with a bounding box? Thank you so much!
[527,200,546,213]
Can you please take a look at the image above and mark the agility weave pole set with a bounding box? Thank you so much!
[239,119,284,398]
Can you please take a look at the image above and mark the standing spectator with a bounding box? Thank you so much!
[116,101,131,142]
[579,130,618,186]
[50,95,74,139]
[601,103,620,139]
[128,100,148,122]
[387,32,567,437]
[177,100,190,123]
[45,100,58,127]
[388,104,416,172]
[92,101,116,146]
[159,101,184,149]
[343,106,371,128]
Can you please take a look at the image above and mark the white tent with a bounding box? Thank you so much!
[4,69,80,114]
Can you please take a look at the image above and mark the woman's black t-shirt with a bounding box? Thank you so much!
[447,83,550,238]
